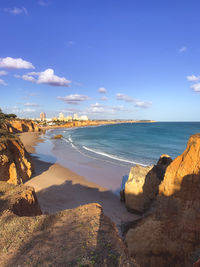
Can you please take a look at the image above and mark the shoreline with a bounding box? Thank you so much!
[40,119,156,131]
[20,132,139,226]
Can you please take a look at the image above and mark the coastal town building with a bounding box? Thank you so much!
[59,112,65,121]
[79,115,89,121]
[52,113,88,122]
[73,114,79,121]
[40,112,46,121]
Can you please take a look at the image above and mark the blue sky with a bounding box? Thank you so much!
[0,0,200,121]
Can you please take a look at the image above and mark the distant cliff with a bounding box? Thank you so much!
[0,132,34,184]
[42,119,156,130]
[0,119,40,133]
[125,134,200,266]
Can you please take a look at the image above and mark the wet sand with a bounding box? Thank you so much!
[20,132,139,226]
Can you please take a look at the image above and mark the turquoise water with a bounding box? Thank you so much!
[47,122,200,166]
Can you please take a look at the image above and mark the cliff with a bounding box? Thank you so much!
[0,181,42,216]
[124,154,172,213]
[125,134,200,266]
[0,181,138,266]
[0,119,40,133]
[0,132,34,184]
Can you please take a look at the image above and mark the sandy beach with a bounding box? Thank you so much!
[20,132,139,227]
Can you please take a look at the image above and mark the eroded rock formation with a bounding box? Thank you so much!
[1,119,40,133]
[124,165,153,213]
[0,136,34,184]
[124,154,172,213]
[125,134,200,266]
[0,181,42,216]
[0,181,138,266]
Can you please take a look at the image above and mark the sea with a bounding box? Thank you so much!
[35,122,200,193]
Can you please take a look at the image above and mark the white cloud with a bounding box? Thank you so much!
[91,103,104,108]
[23,108,36,113]
[3,7,28,15]
[116,93,134,102]
[178,46,187,53]
[98,87,107,94]
[111,105,125,111]
[116,93,152,108]
[62,108,80,114]
[191,83,200,92]
[0,57,34,69]
[14,74,21,78]
[0,70,8,76]
[24,102,39,107]
[38,0,49,6]
[57,94,90,104]
[3,106,35,115]
[66,41,75,46]
[22,69,71,87]
[86,106,106,114]
[0,79,7,86]
[86,104,127,115]
[101,96,108,101]
[22,74,37,82]
[134,101,152,108]
[187,75,200,82]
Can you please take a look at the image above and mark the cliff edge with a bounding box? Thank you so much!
[1,119,40,133]
[0,181,138,266]
[0,131,34,184]
[125,134,200,266]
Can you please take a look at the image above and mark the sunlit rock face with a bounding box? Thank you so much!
[2,120,40,133]
[124,165,153,213]
[0,137,34,184]
[125,134,200,267]
[124,154,172,214]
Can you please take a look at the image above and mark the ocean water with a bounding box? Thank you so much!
[46,122,200,167]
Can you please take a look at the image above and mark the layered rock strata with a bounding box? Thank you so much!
[1,119,40,133]
[0,136,34,184]
[125,134,200,266]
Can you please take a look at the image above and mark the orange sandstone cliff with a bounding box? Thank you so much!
[0,181,138,266]
[1,119,40,133]
[125,134,200,266]
[124,154,172,214]
[0,135,34,184]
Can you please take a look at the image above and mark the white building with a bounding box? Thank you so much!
[73,113,79,120]
[79,115,89,121]
[59,112,65,121]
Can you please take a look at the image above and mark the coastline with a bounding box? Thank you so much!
[40,119,156,131]
[20,132,139,226]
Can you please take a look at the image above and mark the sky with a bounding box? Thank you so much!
[0,0,200,121]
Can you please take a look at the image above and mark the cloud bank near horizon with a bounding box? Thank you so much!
[116,93,152,108]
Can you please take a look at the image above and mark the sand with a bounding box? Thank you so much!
[20,132,139,226]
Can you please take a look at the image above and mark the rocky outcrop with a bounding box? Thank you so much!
[1,119,40,133]
[0,182,138,266]
[0,136,34,184]
[125,134,200,266]
[124,154,172,213]
[124,165,153,213]
[52,134,63,139]
[0,181,42,216]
